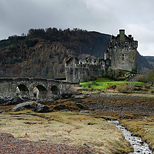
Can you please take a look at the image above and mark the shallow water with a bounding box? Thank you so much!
[108,120,152,154]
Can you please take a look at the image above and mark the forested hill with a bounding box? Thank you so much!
[0,28,152,78]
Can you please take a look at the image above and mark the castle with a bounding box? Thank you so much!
[65,29,138,82]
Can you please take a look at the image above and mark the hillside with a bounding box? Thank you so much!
[144,56,154,71]
[0,28,152,78]
[137,53,153,74]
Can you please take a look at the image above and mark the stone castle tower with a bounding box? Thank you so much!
[104,29,138,72]
[65,29,138,82]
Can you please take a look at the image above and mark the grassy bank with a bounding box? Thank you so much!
[0,110,133,154]
[79,78,154,97]
[120,115,154,151]
[81,78,149,90]
[81,78,127,89]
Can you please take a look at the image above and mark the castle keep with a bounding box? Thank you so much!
[65,29,138,82]
[104,29,138,71]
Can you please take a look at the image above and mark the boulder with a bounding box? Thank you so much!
[34,103,51,112]
[0,97,7,104]
[12,96,24,104]
[80,110,90,113]
[52,95,62,100]
[61,93,73,99]
[4,96,24,105]
[13,101,50,112]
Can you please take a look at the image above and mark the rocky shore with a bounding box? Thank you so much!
[1,93,154,115]
[0,93,154,153]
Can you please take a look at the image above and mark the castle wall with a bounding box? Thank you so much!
[65,57,107,82]
[106,29,138,72]
[65,29,138,83]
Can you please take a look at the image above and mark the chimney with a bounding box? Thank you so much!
[119,29,125,42]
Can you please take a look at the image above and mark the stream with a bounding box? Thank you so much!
[108,120,153,154]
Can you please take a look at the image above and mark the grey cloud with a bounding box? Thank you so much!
[0,0,154,55]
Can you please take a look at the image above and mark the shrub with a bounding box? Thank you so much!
[116,82,134,93]
[146,69,154,84]
[116,83,128,93]
[136,74,147,83]
[83,75,90,82]
[92,81,98,86]
[91,76,98,81]
[87,83,92,88]
[131,69,137,73]
[128,82,135,92]
[145,85,151,89]
[106,67,121,80]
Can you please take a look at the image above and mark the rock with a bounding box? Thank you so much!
[72,94,90,99]
[59,109,72,112]
[13,102,36,111]
[21,96,30,101]
[34,103,51,112]
[80,110,90,113]
[61,93,73,99]
[12,96,24,104]
[0,97,13,105]
[83,143,93,149]
[13,101,50,112]
[0,98,7,104]
[4,96,24,105]
[52,95,62,100]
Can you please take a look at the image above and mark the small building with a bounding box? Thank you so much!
[65,29,138,82]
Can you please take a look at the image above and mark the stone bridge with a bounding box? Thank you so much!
[0,78,79,99]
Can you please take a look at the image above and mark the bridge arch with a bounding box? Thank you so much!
[16,84,29,97]
[31,84,48,99]
[51,85,59,95]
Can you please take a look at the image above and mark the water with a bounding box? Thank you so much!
[108,120,152,154]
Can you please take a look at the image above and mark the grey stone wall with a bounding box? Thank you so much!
[65,29,138,82]
[0,78,78,99]
[105,29,138,72]
[65,57,109,82]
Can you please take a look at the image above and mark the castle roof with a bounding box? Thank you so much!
[66,57,79,64]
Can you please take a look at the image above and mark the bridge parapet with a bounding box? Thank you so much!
[0,78,79,99]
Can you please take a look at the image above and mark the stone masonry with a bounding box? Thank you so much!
[104,29,138,71]
[65,29,138,82]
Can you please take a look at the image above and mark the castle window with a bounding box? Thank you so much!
[122,54,124,61]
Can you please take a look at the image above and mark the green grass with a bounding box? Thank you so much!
[81,80,143,89]
[81,78,151,90]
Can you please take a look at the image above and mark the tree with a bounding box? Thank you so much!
[135,74,147,83]
[146,69,154,84]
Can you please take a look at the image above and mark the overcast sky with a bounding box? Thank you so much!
[0,0,154,56]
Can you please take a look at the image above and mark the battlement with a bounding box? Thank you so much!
[106,29,137,71]
[65,29,137,82]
